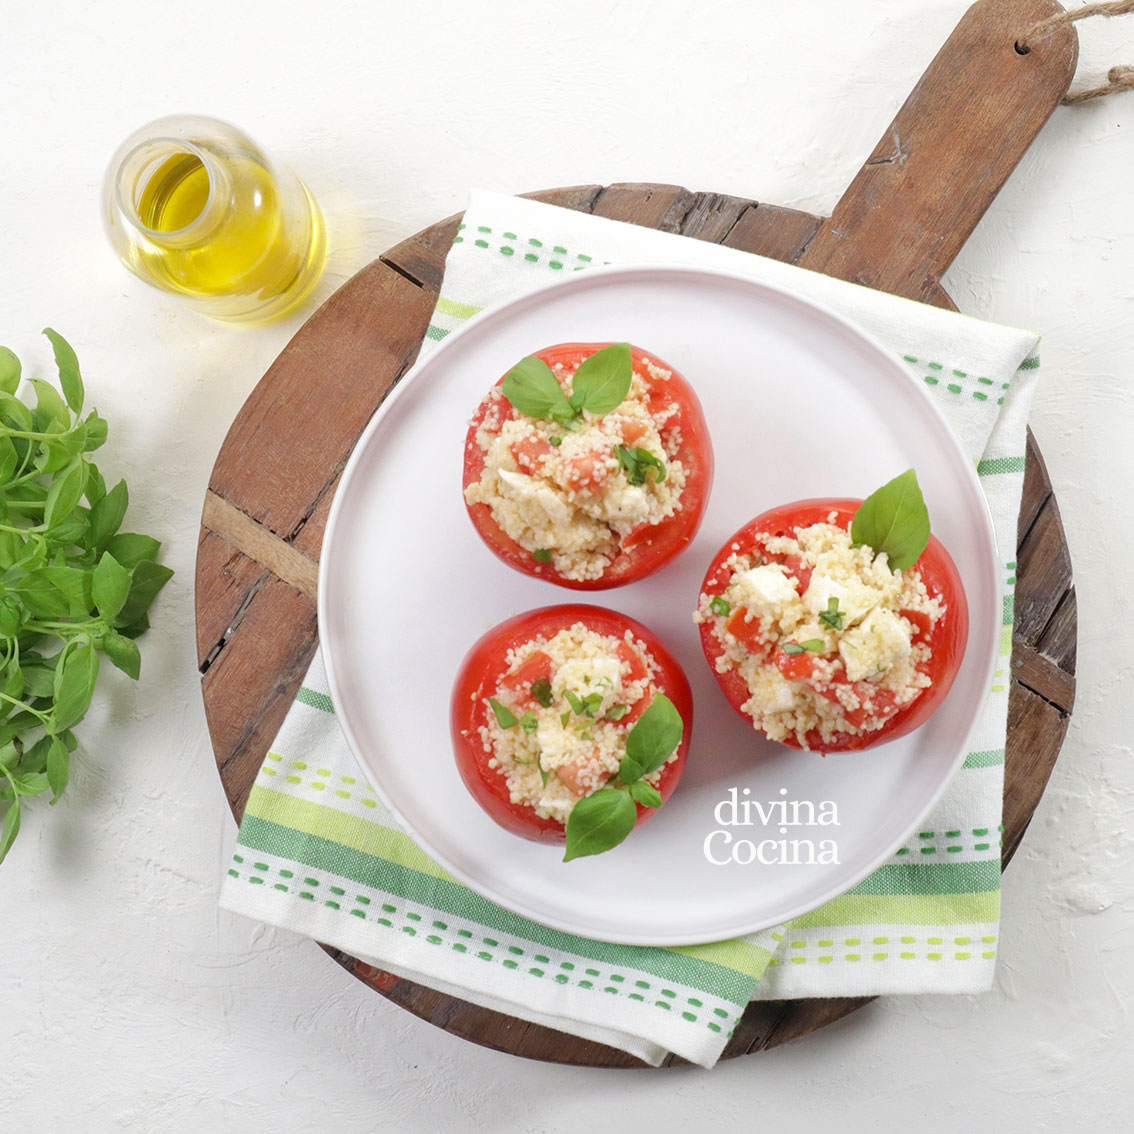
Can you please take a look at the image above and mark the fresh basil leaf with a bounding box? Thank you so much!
[0,437,17,484]
[42,328,84,414]
[487,697,518,728]
[620,693,683,783]
[628,780,662,809]
[105,531,159,568]
[566,342,633,417]
[28,379,70,429]
[781,640,825,655]
[501,355,573,421]
[530,678,553,708]
[0,801,20,865]
[82,411,108,451]
[102,631,141,680]
[20,664,55,699]
[115,613,150,640]
[0,391,34,431]
[12,771,49,797]
[0,346,20,396]
[532,548,552,564]
[563,787,637,861]
[17,566,91,619]
[114,559,172,626]
[519,710,539,734]
[850,468,931,571]
[92,552,132,622]
[0,598,20,639]
[49,641,99,734]
[87,482,128,553]
[43,460,85,530]
[602,703,629,721]
[710,596,730,617]
[46,738,69,803]
[563,690,584,715]
[85,462,106,506]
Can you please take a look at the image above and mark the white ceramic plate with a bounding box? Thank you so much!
[319,264,999,945]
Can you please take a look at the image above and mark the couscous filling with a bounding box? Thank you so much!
[695,517,944,746]
[465,353,687,581]
[479,622,674,823]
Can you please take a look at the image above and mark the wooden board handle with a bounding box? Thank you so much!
[798,0,1077,301]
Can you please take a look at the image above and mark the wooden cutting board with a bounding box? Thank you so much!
[196,0,1078,1066]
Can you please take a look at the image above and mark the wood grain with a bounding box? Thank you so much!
[197,0,1079,1068]
[797,0,1077,301]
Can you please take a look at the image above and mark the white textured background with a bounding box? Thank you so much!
[1,1,1132,1129]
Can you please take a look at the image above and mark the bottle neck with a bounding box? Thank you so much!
[114,136,230,250]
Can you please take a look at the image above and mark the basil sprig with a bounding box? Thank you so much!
[0,331,171,866]
[502,343,632,425]
[563,693,683,862]
[613,445,666,487]
[850,468,930,571]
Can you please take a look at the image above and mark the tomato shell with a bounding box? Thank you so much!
[698,499,969,752]
[462,343,714,589]
[450,604,693,843]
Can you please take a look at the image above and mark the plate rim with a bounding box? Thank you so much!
[317,261,1001,945]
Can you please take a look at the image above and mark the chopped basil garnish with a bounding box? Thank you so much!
[818,597,843,631]
[563,690,584,715]
[536,752,549,787]
[602,703,630,721]
[488,697,518,728]
[549,436,562,446]
[532,548,552,563]
[613,444,666,487]
[560,710,571,727]
[519,710,539,734]
[710,596,730,617]
[580,691,603,717]
[781,639,826,656]
[530,678,553,708]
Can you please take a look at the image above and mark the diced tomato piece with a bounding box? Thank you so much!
[559,450,611,494]
[726,606,771,657]
[774,649,822,684]
[616,641,648,683]
[499,651,553,707]
[615,641,651,720]
[617,417,649,445]
[900,608,933,641]
[775,554,813,594]
[555,754,597,797]
[510,434,552,474]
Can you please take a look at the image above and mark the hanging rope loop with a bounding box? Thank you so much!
[1017,0,1134,102]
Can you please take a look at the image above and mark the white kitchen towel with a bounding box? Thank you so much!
[221,189,1039,1065]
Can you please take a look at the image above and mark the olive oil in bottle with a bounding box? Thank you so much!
[103,116,325,323]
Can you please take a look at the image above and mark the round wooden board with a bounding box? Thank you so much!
[196,0,1079,1067]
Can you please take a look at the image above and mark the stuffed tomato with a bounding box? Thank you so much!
[462,341,713,589]
[450,605,692,860]
[695,470,968,752]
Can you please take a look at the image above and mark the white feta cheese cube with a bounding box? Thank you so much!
[839,608,912,682]
[735,564,797,619]
[804,551,883,627]
[497,468,571,524]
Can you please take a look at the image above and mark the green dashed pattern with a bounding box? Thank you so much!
[228,850,741,1034]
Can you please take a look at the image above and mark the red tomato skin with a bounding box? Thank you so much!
[462,343,714,590]
[450,605,693,843]
[698,499,969,752]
